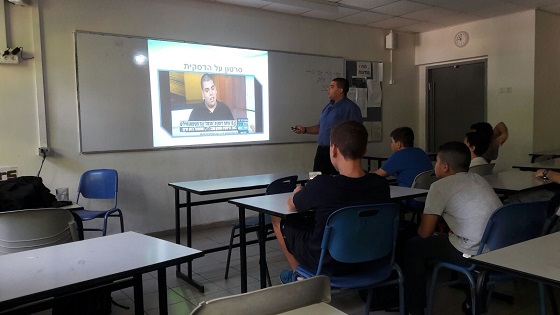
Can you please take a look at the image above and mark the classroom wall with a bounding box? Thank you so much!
[0,0,417,234]
[534,10,560,152]
[415,11,537,172]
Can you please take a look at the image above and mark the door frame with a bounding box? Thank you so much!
[426,59,488,152]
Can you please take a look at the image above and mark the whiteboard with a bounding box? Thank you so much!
[75,31,343,153]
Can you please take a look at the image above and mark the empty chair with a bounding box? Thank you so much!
[0,208,78,255]
[469,163,495,176]
[191,275,330,315]
[224,175,298,283]
[406,170,438,222]
[296,203,404,315]
[427,201,549,315]
[73,169,124,237]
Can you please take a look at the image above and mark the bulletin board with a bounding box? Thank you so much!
[345,60,384,142]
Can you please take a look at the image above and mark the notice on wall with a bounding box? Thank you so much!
[0,166,17,180]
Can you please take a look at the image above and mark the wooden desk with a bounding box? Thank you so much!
[168,173,306,292]
[228,186,428,292]
[512,159,560,172]
[0,232,202,315]
[482,170,553,194]
[471,232,560,288]
[363,152,436,171]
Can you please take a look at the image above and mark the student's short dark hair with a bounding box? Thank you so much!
[332,78,350,96]
[330,120,367,160]
[200,73,214,88]
[390,127,414,147]
[437,141,470,173]
[470,122,493,141]
[465,131,490,156]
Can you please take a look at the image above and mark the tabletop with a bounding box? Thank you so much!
[169,173,308,195]
[0,232,202,306]
[229,186,429,217]
[482,170,553,193]
[512,158,560,172]
[470,232,560,286]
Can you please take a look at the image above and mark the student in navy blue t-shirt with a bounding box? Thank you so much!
[273,121,390,284]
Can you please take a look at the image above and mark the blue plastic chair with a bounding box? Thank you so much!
[224,175,298,283]
[427,201,549,315]
[296,203,404,315]
[73,169,124,237]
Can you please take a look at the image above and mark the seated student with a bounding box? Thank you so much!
[271,120,390,283]
[403,141,502,315]
[471,121,509,163]
[464,131,490,167]
[372,127,433,187]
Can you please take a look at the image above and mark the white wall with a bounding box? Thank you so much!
[0,0,417,234]
[534,10,560,152]
[415,11,537,172]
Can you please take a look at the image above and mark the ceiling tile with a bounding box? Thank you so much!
[338,0,400,10]
[336,11,391,24]
[371,0,433,16]
[369,17,421,29]
[429,13,481,26]
[302,7,360,20]
[505,0,560,8]
[261,3,312,14]
[468,2,529,17]
[216,0,271,8]
[401,7,459,21]
[540,3,560,14]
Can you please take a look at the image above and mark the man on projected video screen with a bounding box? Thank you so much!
[189,74,235,121]
[292,78,362,175]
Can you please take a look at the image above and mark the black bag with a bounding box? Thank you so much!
[0,176,57,212]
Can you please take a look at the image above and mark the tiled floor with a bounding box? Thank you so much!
[35,224,558,314]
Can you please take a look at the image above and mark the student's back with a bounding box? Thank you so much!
[382,147,433,187]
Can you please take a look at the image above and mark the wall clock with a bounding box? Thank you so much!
[454,31,469,48]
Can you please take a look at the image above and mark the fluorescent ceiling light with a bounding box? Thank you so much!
[267,0,340,13]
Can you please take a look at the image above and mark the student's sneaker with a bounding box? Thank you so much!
[279,269,302,284]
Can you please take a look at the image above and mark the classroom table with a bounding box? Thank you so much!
[0,231,202,315]
[168,172,307,292]
[529,150,560,163]
[228,186,428,292]
[512,158,560,172]
[363,152,437,171]
[482,170,553,194]
[471,232,560,314]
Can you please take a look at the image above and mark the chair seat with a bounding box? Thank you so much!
[73,209,120,221]
[297,257,395,289]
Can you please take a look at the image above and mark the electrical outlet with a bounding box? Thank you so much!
[0,54,20,64]
[38,147,51,156]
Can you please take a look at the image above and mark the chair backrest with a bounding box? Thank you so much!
[0,208,78,255]
[77,169,118,206]
[411,170,438,189]
[469,163,495,176]
[190,275,330,315]
[317,203,400,270]
[478,201,549,254]
[265,175,298,195]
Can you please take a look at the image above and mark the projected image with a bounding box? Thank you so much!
[148,40,269,147]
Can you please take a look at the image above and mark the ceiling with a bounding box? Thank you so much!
[198,0,560,33]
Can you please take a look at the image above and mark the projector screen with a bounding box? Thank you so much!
[148,40,269,147]
[75,31,344,153]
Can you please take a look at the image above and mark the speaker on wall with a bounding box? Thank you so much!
[385,31,397,50]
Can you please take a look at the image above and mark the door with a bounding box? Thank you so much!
[427,61,487,152]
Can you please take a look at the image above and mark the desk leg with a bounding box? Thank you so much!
[158,269,168,315]
[133,274,144,315]
[258,212,267,289]
[239,206,248,293]
[175,190,204,292]
[367,160,371,172]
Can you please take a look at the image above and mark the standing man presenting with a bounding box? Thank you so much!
[292,78,362,175]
